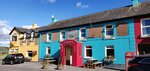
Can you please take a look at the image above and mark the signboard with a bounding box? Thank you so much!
[67,30,78,40]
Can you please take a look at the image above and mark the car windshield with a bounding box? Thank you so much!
[5,54,15,58]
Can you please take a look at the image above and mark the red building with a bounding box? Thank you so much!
[134,15,150,55]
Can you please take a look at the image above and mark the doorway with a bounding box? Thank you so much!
[65,46,72,65]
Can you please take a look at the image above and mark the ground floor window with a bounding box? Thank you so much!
[85,46,92,58]
[138,44,150,55]
[28,51,33,57]
[46,47,51,55]
[105,46,114,57]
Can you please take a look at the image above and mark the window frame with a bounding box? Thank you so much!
[30,32,34,41]
[46,32,51,42]
[60,31,65,41]
[105,24,114,37]
[79,28,86,40]
[105,46,114,57]
[23,33,26,41]
[141,18,150,37]
[84,46,92,58]
[12,36,17,41]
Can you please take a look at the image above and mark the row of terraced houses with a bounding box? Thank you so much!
[9,0,150,66]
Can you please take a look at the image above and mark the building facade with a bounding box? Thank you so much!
[134,15,150,55]
[9,24,41,61]
[38,0,150,66]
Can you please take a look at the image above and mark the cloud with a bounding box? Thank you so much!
[0,20,12,47]
[22,24,39,29]
[76,2,89,9]
[22,25,32,29]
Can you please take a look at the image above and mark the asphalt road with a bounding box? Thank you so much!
[0,62,121,71]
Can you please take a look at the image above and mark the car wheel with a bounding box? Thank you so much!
[21,61,24,63]
[10,61,14,65]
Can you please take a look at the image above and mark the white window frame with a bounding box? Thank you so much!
[79,28,86,40]
[84,46,92,58]
[105,46,114,57]
[141,18,150,37]
[46,47,50,55]
[60,31,65,41]
[46,33,51,42]
[105,24,115,39]
[30,32,34,41]
[23,33,26,41]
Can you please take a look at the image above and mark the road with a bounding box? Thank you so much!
[0,62,122,71]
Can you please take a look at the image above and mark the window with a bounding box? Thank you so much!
[141,19,150,37]
[60,31,65,41]
[46,33,51,42]
[105,25,114,36]
[30,32,34,41]
[28,51,33,57]
[80,28,86,40]
[139,58,150,64]
[85,46,92,58]
[105,46,114,57]
[23,33,26,41]
[46,47,51,55]
[12,36,17,41]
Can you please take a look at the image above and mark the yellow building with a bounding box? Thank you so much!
[9,24,41,61]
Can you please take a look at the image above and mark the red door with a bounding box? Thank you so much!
[60,40,82,67]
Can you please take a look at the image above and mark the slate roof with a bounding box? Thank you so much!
[39,1,150,32]
[9,26,47,38]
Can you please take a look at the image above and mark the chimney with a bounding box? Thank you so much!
[31,24,38,29]
[132,0,139,6]
[51,15,58,23]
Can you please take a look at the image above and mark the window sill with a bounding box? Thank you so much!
[140,35,150,38]
[104,36,115,40]
[79,38,87,41]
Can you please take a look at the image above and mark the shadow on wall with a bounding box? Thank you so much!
[51,50,60,59]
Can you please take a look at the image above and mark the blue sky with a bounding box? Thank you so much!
[0,0,144,47]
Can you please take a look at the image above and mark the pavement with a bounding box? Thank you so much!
[0,62,125,71]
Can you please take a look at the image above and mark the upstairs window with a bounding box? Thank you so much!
[60,31,65,41]
[12,36,17,41]
[46,33,51,42]
[30,32,34,41]
[105,25,114,37]
[80,28,86,40]
[23,33,26,41]
[141,19,150,37]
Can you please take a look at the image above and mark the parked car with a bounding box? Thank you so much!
[128,55,150,71]
[2,53,25,65]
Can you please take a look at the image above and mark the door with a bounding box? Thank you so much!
[66,46,72,65]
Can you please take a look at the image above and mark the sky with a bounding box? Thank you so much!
[0,0,145,47]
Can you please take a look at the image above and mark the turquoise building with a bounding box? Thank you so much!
[37,0,146,65]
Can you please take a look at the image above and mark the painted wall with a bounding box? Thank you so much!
[9,30,20,54]
[134,16,150,55]
[39,18,136,64]
[19,39,39,61]
[39,33,60,61]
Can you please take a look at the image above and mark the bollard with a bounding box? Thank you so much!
[125,52,135,71]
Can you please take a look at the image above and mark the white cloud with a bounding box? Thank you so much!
[76,2,89,9]
[22,24,39,29]
[22,25,32,29]
[0,20,12,47]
